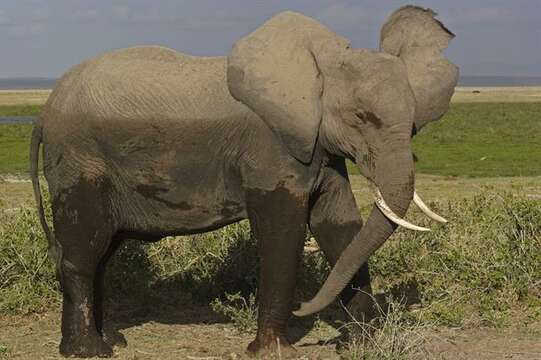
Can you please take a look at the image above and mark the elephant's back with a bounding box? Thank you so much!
[42,46,246,126]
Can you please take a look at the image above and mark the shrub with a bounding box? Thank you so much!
[370,190,541,327]
[1,187,539,332]
[210,292,258,334]
[0,207,60,314]
[341,296,432,360]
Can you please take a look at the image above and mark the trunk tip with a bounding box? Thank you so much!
[292,301,322,317]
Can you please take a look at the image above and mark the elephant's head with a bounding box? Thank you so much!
[227,6,458,316]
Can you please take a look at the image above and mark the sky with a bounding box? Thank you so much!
[0,0,540,78]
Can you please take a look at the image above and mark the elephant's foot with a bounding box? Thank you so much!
[247,331,296,359]
[59,334,113,358]
[102,328,128,348]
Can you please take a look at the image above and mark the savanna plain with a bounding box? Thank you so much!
[0,88,540,359]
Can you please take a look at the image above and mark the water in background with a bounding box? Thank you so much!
[0,117,36,124]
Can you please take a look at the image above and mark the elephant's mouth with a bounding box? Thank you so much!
[370,182,448,230]
[355,155,447,232]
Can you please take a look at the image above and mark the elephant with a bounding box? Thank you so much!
[30,5,458,358]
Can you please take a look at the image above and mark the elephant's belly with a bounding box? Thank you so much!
[116,165,248,238]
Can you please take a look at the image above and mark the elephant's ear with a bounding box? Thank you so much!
[379,6,458,130]
[380,5,454,55]
[227,11,347,163]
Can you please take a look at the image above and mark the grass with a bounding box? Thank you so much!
[0,90,50,106]
[341,297,432,360]
[1,187,539,330]
[0,124,34,174]
[412,102,541,177]
[0,105,41,116]
[210,292,258,334]
[369,190,541,328]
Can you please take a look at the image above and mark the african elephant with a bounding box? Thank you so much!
[30,5,457,358]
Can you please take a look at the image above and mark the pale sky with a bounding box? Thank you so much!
[0,0,539,78]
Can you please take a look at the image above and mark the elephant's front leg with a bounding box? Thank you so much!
[308,161,376,323]
[246,187,308,356]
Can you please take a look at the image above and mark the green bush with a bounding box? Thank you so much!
[0,207,60,314]
[211,292,258,334]
[370,190,541,327]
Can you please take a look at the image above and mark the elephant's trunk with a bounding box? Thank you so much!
[294,146,414,317]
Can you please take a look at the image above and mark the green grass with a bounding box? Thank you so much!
[0,105,41,117]
[1,102,540,177]
[370,191,541,327]
[0,124,34,174]
[412,102,541,177]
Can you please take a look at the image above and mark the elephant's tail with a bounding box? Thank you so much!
[30,123,61,273]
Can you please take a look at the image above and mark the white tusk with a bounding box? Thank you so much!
[371,186,431,232]
[413,191,448,223]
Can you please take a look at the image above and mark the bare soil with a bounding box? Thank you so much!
[422,325,541,360]
[0,305,343,359]
[1,308,540,359]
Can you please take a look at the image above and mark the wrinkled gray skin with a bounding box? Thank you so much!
[30,6,458,358]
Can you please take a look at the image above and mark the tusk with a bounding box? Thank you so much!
[371,186,431,232]
[413,191,448,223]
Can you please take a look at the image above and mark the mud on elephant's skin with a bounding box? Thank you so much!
[30,5,458,358]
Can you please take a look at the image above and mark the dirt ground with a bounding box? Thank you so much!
[0,305,344,359]
[1,308,540,359]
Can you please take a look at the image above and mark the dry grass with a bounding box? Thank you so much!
[452,86,541,103]
[0,90,50,106]
[341,297,433,360]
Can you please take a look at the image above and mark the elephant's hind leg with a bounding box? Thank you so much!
[52,178,116,358]
[245,187,308,357]
[93,236,128,348]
